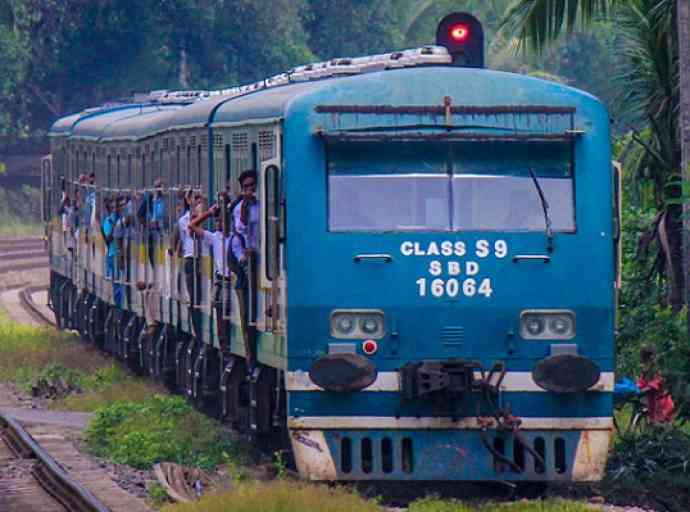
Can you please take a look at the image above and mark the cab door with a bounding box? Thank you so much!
[259,125,284,334]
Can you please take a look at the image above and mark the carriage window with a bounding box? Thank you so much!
[452,175,574,232]
[265,165,281,280]
[328,141,574,232]
[330,174,450,231]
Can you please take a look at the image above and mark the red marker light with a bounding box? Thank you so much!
[449,24,470,42]
[362,339,378,356]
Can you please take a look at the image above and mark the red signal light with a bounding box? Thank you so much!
[449,23,470,42]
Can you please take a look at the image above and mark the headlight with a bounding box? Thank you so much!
[335,315,355,335]
[360,316,380,334]
[524,316,545,336]
[331,310,385,339]
[520,310,575,340]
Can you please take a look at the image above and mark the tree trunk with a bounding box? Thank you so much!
[679,0,690,318]
[179,46,190,88]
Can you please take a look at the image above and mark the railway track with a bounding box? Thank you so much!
[0,412,109,512]
[0,237,45,253]
[0,236,53,326]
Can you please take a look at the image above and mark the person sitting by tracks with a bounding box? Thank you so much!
[638,346,675,424]
[188,198,233,354]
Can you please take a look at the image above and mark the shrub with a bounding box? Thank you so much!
[86,395,237,470]
[604,424,690,511]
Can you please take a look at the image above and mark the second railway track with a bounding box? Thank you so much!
[0,413,109,512]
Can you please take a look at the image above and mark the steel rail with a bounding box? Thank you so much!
[0,413,110,512]
[19,285,54,326]
[0,249,48,262]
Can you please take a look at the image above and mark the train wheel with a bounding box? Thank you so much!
[138,324,151,374]
[220,355,246,426]
[75,291,87,340]
[121,315,137,361]
[103,307,117,354]
[69,285,79,330]
[51,283,63,329]
[192,345,220,412]
[88,299,103,345]
[174,336,190,394]
[56,280,69,330]
[83,295,96,342]
[184,339,200,399]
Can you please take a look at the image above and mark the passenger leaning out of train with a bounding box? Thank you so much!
[58,191,73,252]
[99,198,119,282]
[172,190,201,327]
[231,171,259,357]
[138,178,166,271]
[83,172,96,243]
[189,198,233,353]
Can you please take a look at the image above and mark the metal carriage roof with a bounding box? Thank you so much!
[49,67,605,143]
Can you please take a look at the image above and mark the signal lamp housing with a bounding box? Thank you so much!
[436,12,484,68]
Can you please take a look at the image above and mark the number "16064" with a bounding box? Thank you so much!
[416,277,493,298]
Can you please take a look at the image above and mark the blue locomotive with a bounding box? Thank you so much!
[43,13,616,482]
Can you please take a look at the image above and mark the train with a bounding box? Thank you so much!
[43,13,617,482]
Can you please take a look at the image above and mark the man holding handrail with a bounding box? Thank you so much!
[189,198,233,353]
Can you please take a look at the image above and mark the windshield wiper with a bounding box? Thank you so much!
[528,168,554,253]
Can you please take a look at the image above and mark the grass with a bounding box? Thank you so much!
[0,184,43,237]
[160,481,383,512]
[0,217,42,237]
[408,498,595,512]
[0,314,103,387]
[0,313,161,411]
[159,484,599,512]
[86,394,241,471]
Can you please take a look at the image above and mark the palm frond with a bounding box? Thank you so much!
[501,0,618,53]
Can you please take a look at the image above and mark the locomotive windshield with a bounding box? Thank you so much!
[328,141,575,233]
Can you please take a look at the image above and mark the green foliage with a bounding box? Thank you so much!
[159,481,382,512]
[0,185,42,236]
[0,0,626,137]
[502,0,618,54]
[408,497,593,511]
[147,481,170,508]
[604,425,690,511]
[273,450,288,480]
[86,395,237,470]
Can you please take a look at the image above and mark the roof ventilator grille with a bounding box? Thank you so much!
[258,131,276,160]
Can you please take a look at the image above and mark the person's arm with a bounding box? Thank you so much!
[189,204,218,237]
[171,219,181,256]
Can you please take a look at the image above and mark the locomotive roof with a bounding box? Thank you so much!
[49,67,604,143]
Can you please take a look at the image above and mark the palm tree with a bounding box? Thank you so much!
[503,0,617,53]
[504,0,687,311]
[678,0,690,311]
